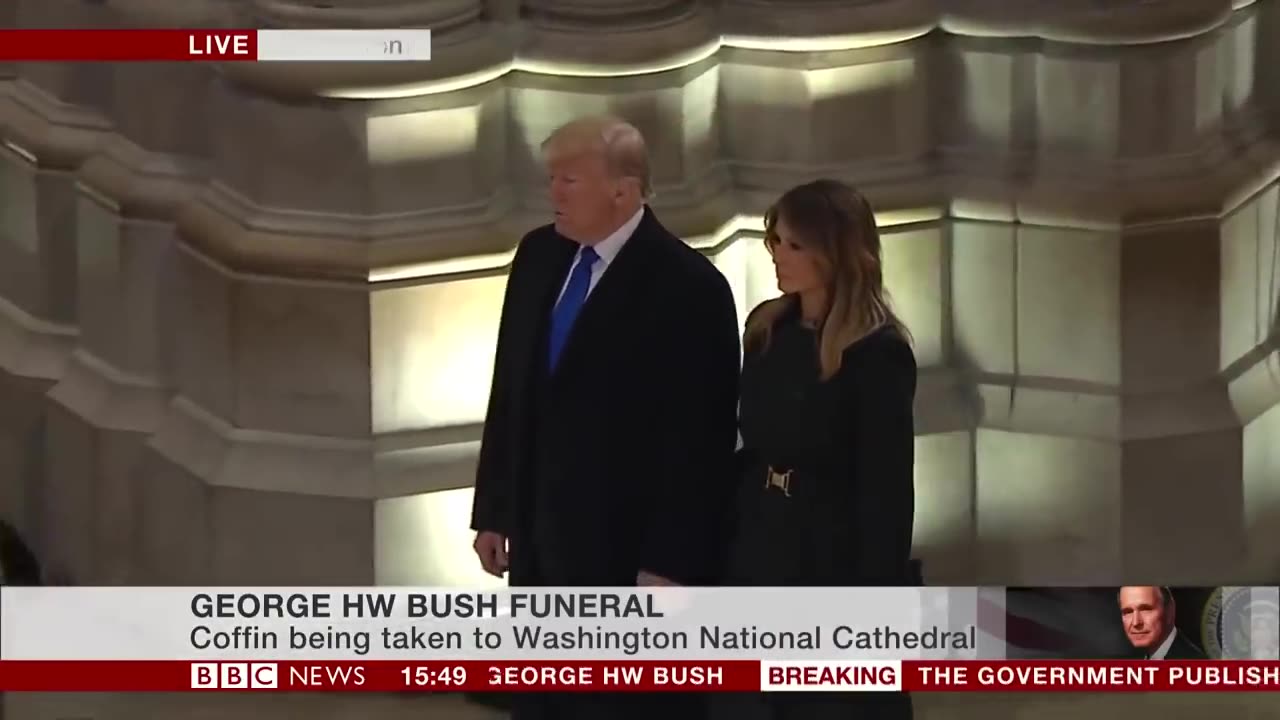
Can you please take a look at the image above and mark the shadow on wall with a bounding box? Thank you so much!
[1253,503,1280,584]
[0,520,41,585]
[1262,0,1280,127]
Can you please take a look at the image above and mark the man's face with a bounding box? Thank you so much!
[546,150,620,243]
[1119,586,1171,651]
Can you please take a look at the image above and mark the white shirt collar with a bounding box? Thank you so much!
[586,206,644,266]
[1148,628,1178,659]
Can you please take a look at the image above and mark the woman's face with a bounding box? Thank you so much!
[767,216,826,296]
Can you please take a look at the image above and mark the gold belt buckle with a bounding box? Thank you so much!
[765,466,793,497]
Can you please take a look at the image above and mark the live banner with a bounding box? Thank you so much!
[0,29,431,61]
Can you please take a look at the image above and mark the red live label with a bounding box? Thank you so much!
[188,32,253,58]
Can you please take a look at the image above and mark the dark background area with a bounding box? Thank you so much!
[1170,587,1220,655]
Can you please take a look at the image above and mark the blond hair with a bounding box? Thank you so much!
[541,115,652,198]
[744,179,909,380]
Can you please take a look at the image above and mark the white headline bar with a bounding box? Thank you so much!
[256,29,431,62]
[0,587,986,661]
[6,587,1270,663]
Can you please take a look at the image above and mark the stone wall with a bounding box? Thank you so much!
[0,0,1277,595]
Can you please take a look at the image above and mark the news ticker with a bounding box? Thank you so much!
[0,660,1276,692]
[0,29,431,62]
[3,586,1277,663]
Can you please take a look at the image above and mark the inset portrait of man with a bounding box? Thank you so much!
[1118,585,1206,660]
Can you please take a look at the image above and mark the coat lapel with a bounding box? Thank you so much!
[550,210,659,377]
[507,235,577,380]
[535,236,579,318]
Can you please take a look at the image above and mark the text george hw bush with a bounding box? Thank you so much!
[190,591,665,619]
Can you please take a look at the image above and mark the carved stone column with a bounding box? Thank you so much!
[518,1,715,69]
[28,0,231,585]
[1261,0,1280,123]
[247,0,482,31]
[0,0,119,561]
[506,0,727,231]
[9,0,134,116]
[940,0,1234,43]
[717,0,936,199]
[0,0,1277,598]
[721,0,936,40]
[1224,182,1280,583]
[485,0,521,22]
[1242,7,1280,586]
[942,0,1277,586]
[0,141,78,548]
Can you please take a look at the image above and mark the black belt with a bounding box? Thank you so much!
[753,459,834,499]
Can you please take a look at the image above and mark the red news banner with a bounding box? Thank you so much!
[0,30,256,61]
[0,660,1277,692]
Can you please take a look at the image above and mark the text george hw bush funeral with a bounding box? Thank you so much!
[0,586,1276,692]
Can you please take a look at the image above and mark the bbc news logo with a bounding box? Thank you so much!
[191,662,278,688]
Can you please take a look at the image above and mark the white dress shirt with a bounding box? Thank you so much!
[556,206,644,304]
[1147,628,1178,659]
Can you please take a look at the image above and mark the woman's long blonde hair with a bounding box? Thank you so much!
[744,179,909,380]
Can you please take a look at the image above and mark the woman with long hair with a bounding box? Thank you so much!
[717,179,916,719]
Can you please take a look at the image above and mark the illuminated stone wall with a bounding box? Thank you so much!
[0,0,1277,593]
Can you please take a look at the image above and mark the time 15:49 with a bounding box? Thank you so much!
[402,665,468,687]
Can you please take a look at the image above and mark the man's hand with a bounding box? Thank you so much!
[637,570,678,586]
[473,531,509,578]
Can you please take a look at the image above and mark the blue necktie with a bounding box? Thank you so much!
[548,246,599,370]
